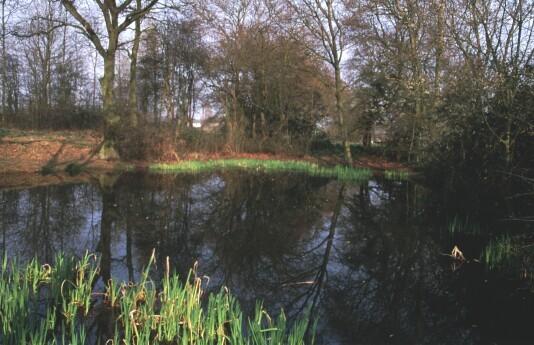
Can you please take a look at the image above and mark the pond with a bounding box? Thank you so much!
[0,170,532,344]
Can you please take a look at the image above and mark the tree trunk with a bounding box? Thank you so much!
[99,51,121,160]
[434,0,445,97]
[1,0,6,123]
[60,0,160,159]
[335,66,352,166]
[363,125,372,150]
[127,5,141,129]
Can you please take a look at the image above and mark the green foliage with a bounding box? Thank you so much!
[0,252,315,344]
[482,235,515,270]
[150,159,372,182]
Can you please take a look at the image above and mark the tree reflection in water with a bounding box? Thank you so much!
[0,172,531,344]
[0,183,100,262]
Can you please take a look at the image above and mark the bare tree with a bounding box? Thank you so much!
[59,0,160,159]
[194,0,330,153]
[193,0,257,151]
[286,0,353,165]
[137,15,208,130]
[23,0,61,126]
[446,0,534,167]
[1,0,19,123]
[347,0,450,162]
[126,0,142,129]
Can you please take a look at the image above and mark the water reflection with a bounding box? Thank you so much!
[0,184,101,261]
[0,172,531,344]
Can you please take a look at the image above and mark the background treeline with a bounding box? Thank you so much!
[1,0,532,173]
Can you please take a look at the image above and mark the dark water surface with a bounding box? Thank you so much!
[0,171,532,344]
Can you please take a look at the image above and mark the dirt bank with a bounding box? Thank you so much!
[0,130,114,172]
[0,129,410,188]
[0,129,114,188]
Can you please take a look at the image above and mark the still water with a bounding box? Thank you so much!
[0,171,532,344]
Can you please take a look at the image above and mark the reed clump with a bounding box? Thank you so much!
[481,234,534,268]
[482,235,515,269]
[150,159,372,182]
[448,214,481,236]
[0,252,314,344]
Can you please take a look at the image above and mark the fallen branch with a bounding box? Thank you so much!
[442,245,466,261]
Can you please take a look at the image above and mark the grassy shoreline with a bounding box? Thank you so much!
[150,158,374,182]
[0,157,411,190]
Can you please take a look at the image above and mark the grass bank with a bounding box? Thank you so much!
[150,159,373,182]
[0,251,315,344]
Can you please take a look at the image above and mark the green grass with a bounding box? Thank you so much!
[150,159,372,182]
[0,251,315,344]
[384,169,410,181]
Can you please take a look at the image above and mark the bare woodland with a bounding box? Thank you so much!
[1,0,532,172]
